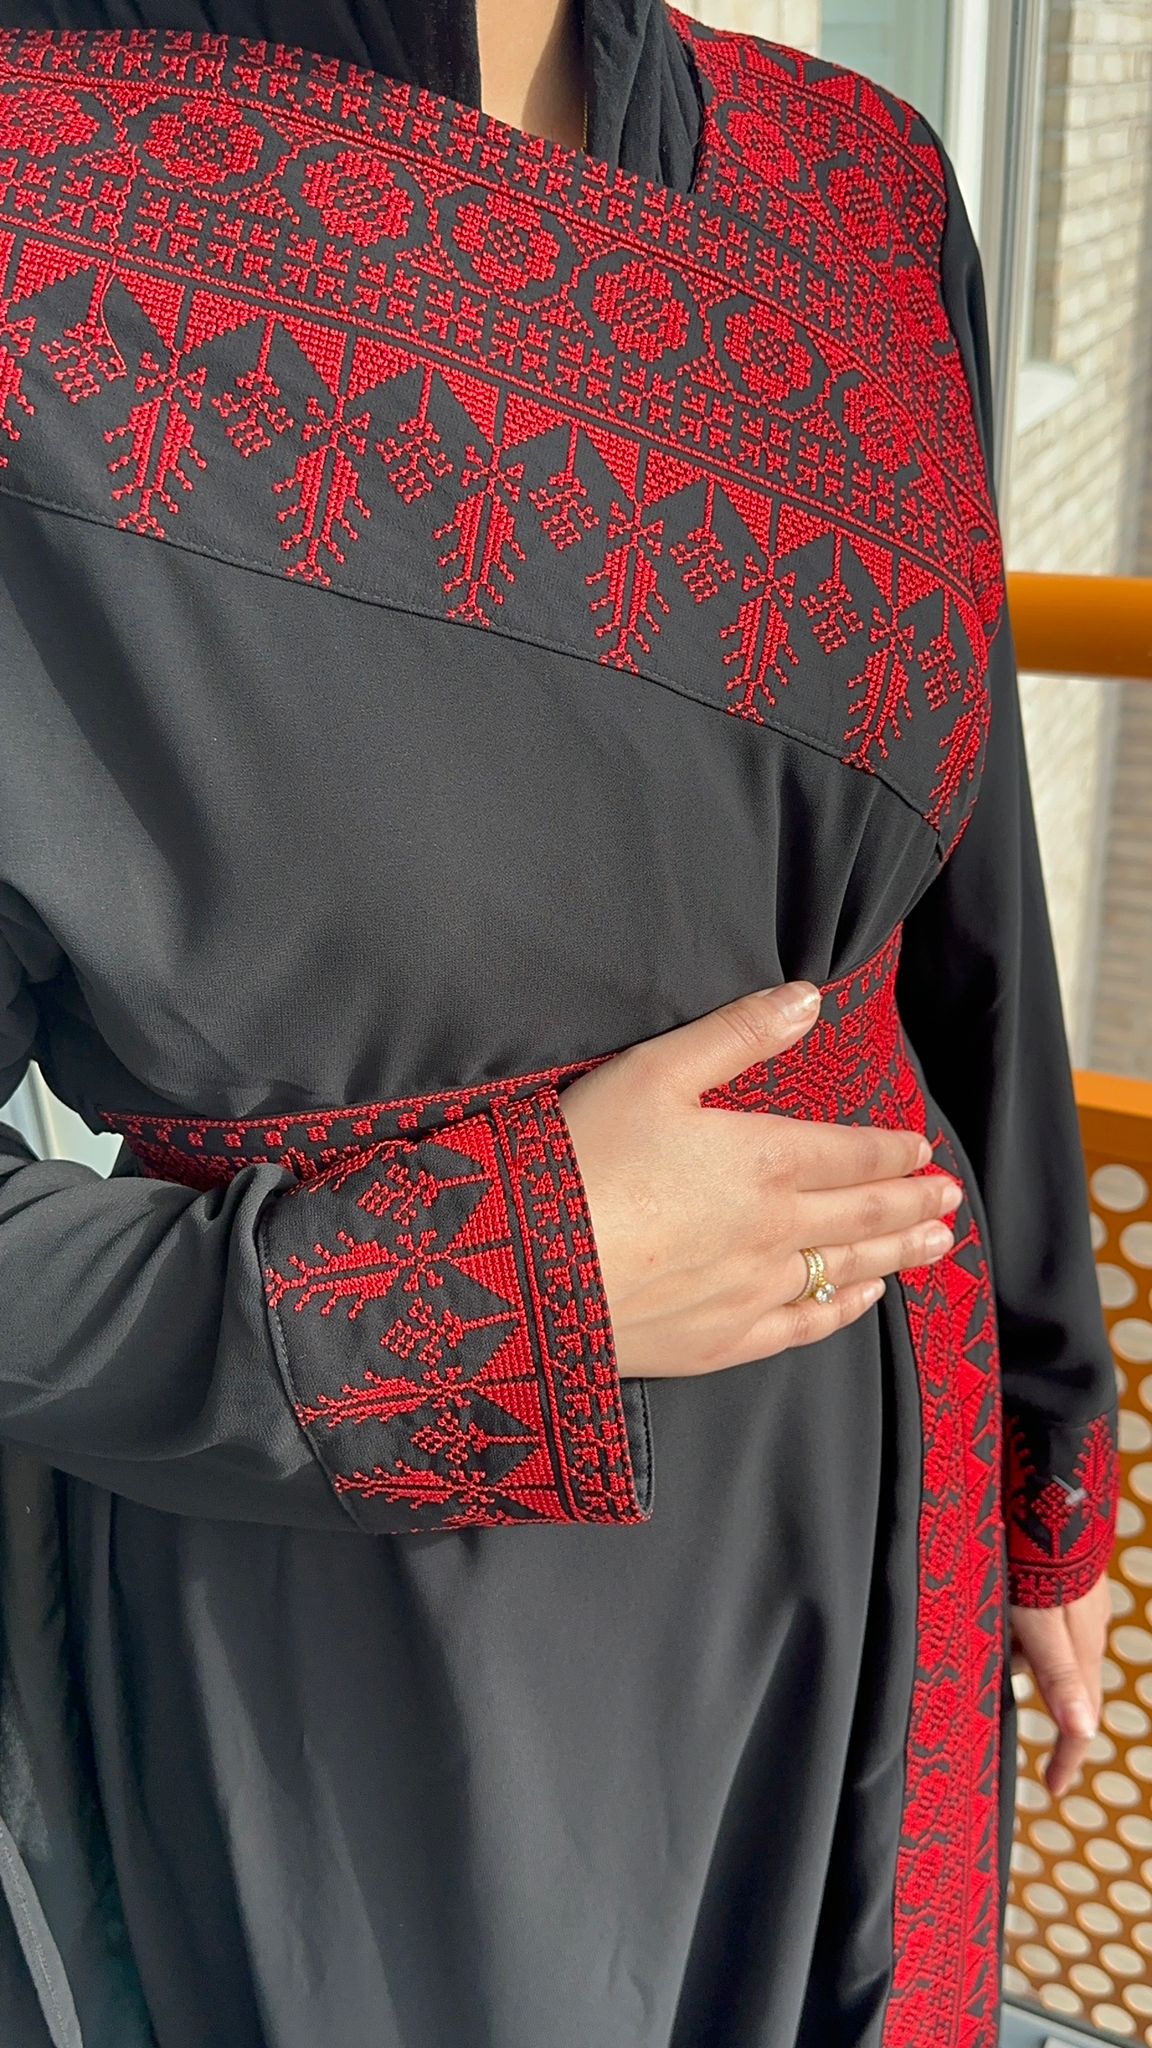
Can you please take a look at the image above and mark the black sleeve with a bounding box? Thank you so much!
[896,137,1118,1608]
[0,915,651,1534]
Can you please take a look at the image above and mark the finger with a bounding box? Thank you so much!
[788,1218,957,1301]
[747,1276,888,1357]
[1065,1578,1111,1728]
[652,983,824,1098]
[1013,1607,1098,1799]
[733,1115,933,1193]
[799,1172,964,1249]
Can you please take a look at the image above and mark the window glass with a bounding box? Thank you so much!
[819,0,950,132]
[999,1,1152,1081]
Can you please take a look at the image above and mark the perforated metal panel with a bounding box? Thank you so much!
[1004,1152,1152,2036]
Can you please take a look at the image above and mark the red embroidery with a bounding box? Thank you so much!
[697,925,1004,2046]
[103,918,1007,2042]
[883,1127,1004,2048]
[100,1052,614,1190]
[1004,1409,1119,1607]
[15,15,1026,2028]
[0,16,1002,850]
[263,1088,644,1529]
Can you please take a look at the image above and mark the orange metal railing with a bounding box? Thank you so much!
[1007,571,1152,681]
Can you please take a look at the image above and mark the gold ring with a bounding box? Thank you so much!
[789,1247,837,1306]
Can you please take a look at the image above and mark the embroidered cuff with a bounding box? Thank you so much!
[1004,1407,1120,1608]
[258,1084,651,1533]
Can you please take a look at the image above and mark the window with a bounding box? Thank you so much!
[820,0,951,134]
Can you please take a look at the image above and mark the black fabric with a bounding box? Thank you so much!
[898,135,1117,1467]
[0,6,1114,2044]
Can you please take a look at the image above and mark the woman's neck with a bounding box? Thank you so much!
[474,0,586,148]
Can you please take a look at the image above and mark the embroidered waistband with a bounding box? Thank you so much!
[102,923,918,1187]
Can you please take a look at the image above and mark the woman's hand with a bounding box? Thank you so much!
[556,978,964,1381]
[1009,1570,1113,1798]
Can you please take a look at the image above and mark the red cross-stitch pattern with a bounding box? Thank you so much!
[888,1125,1004,2048]
[1004,1409,1120,1608]
[264,1086,647,1529]
[105,918,1011,2045]
[698,924,1005,2043]
[0,13,1003,851]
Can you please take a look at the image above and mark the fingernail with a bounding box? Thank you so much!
[1069,1700,1097,1741]
[924,1224,954,1255]
[916,1137,933,1167]
[939,1181,963,1213]
[774,982,821,1022]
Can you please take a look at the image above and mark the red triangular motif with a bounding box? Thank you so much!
[184,288,263,356]
[582,423,640,499]
[851,532,895,602]
[723,480,775,553]
[439,366,500,444]
[775,501,829,558]
[898,556,944,613]
[348,336,416,405]
[278,315,347,395]
[502,391,565,450]
[644,448,699,507]
[12,239,94,305]
[118,270,186,351]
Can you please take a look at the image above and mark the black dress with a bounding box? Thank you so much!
[0,4,1120,2044]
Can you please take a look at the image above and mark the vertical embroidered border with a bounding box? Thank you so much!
[882,1122,1004,2048]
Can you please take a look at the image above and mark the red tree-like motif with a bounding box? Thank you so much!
[586,500,668,666]
[435,442,526,626]
[105,350,209,536]
[722,553,799,713]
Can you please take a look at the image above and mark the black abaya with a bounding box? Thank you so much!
[0,6,1118,2044]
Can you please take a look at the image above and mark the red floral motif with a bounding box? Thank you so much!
[213,365,294,459]
[590,257,690,363]
[300,150,413,247]
[274,388,373,583]
[720,104,800,186]
[891,261,953,348]
[140,99,265,183]
[0,84,99,154]
[529,462,600,550]
[40,295,127,405]
[436,440,526,626]
[800,542,864,655]
[827,165,896,257]
[105,351,208,537]
[843,379,918,475]
[451,187,561,293]
[722,300,813,404]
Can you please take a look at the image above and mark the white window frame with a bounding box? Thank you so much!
[949,0,1078,502]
